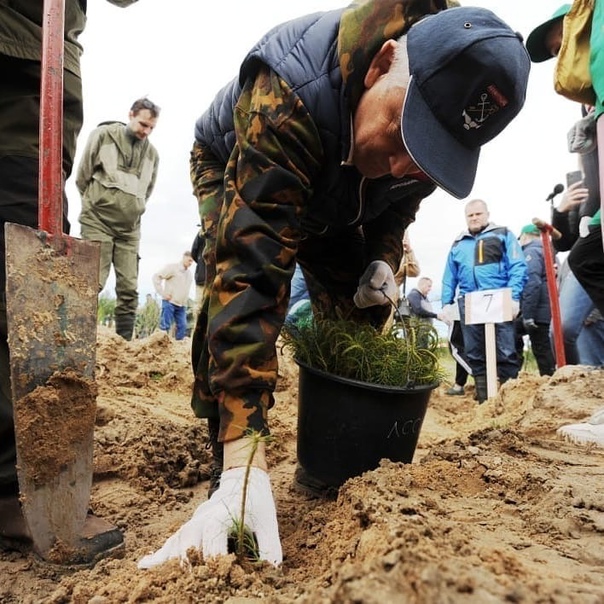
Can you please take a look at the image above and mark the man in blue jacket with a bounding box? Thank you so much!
[441,199,528,403]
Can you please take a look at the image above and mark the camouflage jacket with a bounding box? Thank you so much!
[194,0,453,271]
[189,1,459,440]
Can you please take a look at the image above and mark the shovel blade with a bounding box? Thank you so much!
[5,222,100,558]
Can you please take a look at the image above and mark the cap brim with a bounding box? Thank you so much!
[526,4,571,63]
[401,76,479,200]
[526,17,560,63]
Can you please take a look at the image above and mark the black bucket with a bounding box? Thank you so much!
[296,361,437,488]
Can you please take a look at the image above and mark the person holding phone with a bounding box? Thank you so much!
[527,7,604,341]
[551,145,604,366]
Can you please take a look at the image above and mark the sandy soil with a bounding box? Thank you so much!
[1,327,603,604]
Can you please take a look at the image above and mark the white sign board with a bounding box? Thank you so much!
[464,288,513,325]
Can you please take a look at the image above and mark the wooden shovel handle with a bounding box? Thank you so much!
[39,0,65,235]
[532,217,566,367]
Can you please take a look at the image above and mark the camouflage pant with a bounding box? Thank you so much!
[190,142,389,442]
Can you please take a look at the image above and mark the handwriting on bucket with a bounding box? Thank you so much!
[387,418,423,438]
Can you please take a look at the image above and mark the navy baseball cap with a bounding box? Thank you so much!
[401,7,530,199]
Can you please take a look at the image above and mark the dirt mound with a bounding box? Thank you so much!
[1,329,603,603]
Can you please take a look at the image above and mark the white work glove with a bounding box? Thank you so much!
[137,467,282,569]
[511,300,520,319]
[353,260,397,308]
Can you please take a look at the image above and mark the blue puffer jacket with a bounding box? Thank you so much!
[193,9,435,235]
[195,11,343,168]
[520,239,551,324]
[441,224,528,304]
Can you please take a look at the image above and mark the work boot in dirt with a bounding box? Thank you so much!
[0,493,124,568]
[206,417,223,498]
[64,513,125,568]
[115,314,135,341]
[474,374,488,404]
[0,485,31,553]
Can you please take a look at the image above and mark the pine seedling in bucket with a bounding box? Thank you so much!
[282,312,443,488]
[282,313,443,388]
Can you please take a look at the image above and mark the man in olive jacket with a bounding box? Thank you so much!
[77,97,160,341]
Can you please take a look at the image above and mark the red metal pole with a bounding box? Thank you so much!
[532,218,566,368]
[38,0,64,235]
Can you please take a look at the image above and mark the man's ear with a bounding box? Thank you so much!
[364,39,398,88]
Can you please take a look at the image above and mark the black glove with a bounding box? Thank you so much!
[522,318,538,334]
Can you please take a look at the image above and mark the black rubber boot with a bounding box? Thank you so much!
[115,314,135,341]
[474,374,488,404]
[206,418,223,498]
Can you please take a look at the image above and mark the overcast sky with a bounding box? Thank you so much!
[68,0,579,304]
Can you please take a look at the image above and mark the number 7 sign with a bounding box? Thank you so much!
[463,288,514,401]
[464,288,513,325]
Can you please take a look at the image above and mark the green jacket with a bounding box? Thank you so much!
[0,0,137,170]
[0,0,137,77]
[77,121,159,237]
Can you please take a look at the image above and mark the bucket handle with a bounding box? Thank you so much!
[385,292,410,337]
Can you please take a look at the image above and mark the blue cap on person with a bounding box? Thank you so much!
[401,7,531,200]
[526,4,571,63]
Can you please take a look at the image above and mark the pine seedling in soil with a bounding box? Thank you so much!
[227,521,259,564]
[228,430,273,564]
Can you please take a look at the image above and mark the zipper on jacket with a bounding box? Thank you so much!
[348,176,367,225]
